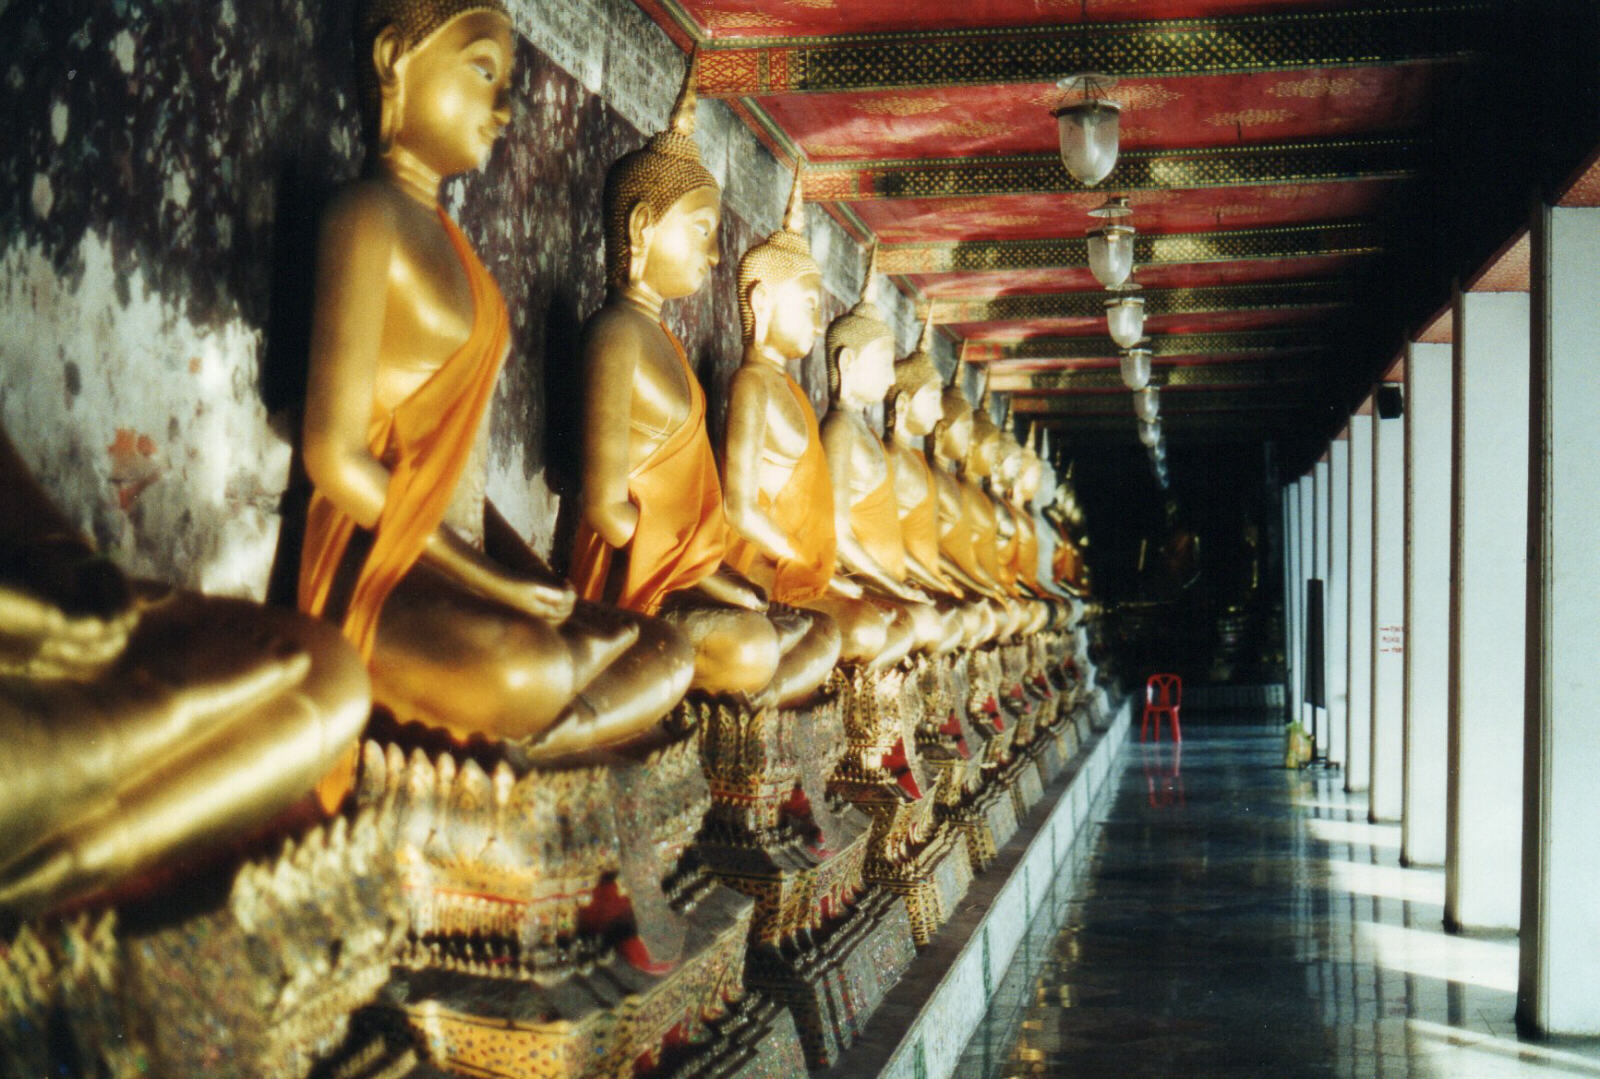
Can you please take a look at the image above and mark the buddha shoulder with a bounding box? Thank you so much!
[319,179,408,252]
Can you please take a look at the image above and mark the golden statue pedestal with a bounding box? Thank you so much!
[693,694,916,1068]
[939,647,1024,873]
[356,716,802,1079]
[829,665,974,947]
[0,811,406,1079]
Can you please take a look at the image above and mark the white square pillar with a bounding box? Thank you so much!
[1327,437,1350,768]
[1298,476,1316,732]
[1311,458,1331,753]
[1371,394,1405,822]
[1346,412,1374,792]
[1519,204,1600,1036]
[1285,482,1302,720]
[1404,340,1452,866]
[1446,288,1530,931]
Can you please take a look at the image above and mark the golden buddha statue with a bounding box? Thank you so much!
[569,66,838,708]
[721,179,896,670]
[884,315,983,651]
[298,0,691,781]
[818,259,956,660]
[0,426,370,920]
[926,362,1007,643]
[965,385,1029,640]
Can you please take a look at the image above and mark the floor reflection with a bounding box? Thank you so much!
[959,727,1600,1079]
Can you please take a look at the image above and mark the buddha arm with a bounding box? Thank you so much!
[905,553,959,597]
[577,312,642,549]
[302,187,572,622]
[721,367,800,564]
[821,417,922,602]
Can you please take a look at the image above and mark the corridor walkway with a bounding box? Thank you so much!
[958,727,1600,1079]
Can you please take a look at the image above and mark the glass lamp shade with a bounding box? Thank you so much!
[1137,419,1161,448]
[1054,100,1122,187]
[1086,223,1136,288]
[1119,348,1152,391]
[1133,386,1160,423]
[1106,294,1146,349]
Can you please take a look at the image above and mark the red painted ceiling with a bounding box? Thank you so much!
[631,0,1487,442]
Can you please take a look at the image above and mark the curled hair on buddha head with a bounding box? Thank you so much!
[969,366,1001,453]
[604,51,722,291]
[738,162,821,341]
[824,244,893,403]
[355,0,511,148]
[886,308,941,434]
[933,350,976,452]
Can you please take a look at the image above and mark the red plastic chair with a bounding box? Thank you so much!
[1141,673,1183,743]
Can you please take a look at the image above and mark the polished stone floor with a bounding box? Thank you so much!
[959,727,1600,1079]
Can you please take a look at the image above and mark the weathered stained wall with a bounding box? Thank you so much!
[0,0,948,601]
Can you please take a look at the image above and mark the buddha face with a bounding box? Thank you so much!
[968,430,999,478]
[935,403,973,461]
[838,335,895,408]
[384,11,514,176]
[1019,457,1043,501]
[761,273,823,360]
[901,379,944,438]
[634,185,722,300]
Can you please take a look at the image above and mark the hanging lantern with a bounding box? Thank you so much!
[1119,346,1152,391]
[1137,419,1161,448]
[1105,288,1146,349]
[1053,74,1121,187]
[1086,196,1135,289]
[1134,385,1160,423]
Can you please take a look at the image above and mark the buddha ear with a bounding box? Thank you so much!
[373,25,407,154]
[627,203,654,285]
[748,279,772,338]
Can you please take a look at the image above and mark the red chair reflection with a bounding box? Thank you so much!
[1141,673,1182,743]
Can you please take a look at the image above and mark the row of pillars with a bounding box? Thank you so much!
[1280,203,1600,1038]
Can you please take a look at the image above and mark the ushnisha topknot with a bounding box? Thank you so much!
[825,244,895,400]
[969,365,1001,448]
[605,51,722,290]
[356,0,511,133]
[936,353,975,445]
[738,162,822,339]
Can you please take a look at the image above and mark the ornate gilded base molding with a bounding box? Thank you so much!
[744,890,915,1069]
[0,811,406,1079]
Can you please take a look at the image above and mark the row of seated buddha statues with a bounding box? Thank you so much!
[0,2,1110,1076]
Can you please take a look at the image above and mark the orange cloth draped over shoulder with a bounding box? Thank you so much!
[297,208,510,811]
[899,451,947,586]
[969,485,1006,590]
[939,476,982,584]
[994,516,1020,594]
[725,375,837,604]
[569,330,725,615]
[1015,516,1042,591]
[850,463,907,582]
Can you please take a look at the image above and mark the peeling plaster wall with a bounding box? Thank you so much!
[0,0,939,600]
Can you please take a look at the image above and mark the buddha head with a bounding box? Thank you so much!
[357,0,514,173]
[993,401,1026,490]
[932,360,975,464]
[966,377,1002,479]
[887,311,944,439]
[739,166,822,359]
[824,248,895,408]
[1017,424,1045,503]
[604,55,722,297]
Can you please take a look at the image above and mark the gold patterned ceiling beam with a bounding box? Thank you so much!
[805,137,1413,201]
[993,359,1317,394]
[693,5,1487,95]
[966,329,1328,364]
[1010,385,1314,415]
[879,221,1381,275]
[933,279,1352,323]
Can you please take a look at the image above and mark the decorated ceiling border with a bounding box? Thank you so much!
[660,5,1490,95]
[933,279,1353,322]
[967,328,1330,363]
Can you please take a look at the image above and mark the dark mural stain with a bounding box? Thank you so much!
[3,0,843,582]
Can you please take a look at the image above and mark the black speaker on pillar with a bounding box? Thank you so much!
[1376,384,1404,419]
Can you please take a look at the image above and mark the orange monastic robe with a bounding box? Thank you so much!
[939,476,984,586]
[299,208,510,662]
[898,450,949,588]
[1015,515,1042,591]
[850,465,907,582]
[725,375,836,604]
[969,485,1006,592]
[569,331,725,615]
[297,208,510,810]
